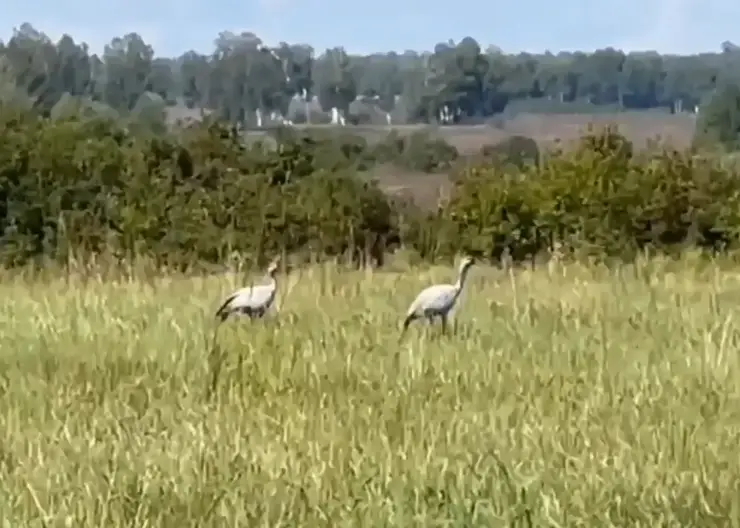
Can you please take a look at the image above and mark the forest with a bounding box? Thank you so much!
[0,23,735,127]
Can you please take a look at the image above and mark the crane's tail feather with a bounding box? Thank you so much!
[399,313,415,340]
[215,293,237,322]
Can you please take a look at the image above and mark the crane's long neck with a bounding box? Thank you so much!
[248,269,277,290]
[454,264,471,292]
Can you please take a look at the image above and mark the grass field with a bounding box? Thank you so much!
[1,254,739,525]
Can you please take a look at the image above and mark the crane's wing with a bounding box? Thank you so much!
[216,280,276,321]
[426,284,457,311]
[215,291,239,320]
[244,285,274,308]
[407,284,456,315]
[228,284,275,310]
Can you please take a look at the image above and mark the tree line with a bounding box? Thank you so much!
[1,98,739,269]
[1,23,738,129]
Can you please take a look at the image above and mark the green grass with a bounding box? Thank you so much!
[1,255,740,525]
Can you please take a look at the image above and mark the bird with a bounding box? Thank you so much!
[401,255,475,336]
[215,257,281,322]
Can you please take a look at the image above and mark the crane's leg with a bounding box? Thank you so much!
[424,313,436,338]
[441,314,449,335]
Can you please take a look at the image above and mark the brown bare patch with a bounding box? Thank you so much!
[270,113,698,210]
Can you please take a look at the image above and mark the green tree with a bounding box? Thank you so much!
[694,83,740,150]
[101,33,154,111]
[2,21,740,124]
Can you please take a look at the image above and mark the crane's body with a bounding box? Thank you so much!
[215,259,280,322]
[401,256,474,335]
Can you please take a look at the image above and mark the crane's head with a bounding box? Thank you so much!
[459,255,475,272]
[266,257,281,276]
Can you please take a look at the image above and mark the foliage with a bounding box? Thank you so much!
[267,128,460,174]
[423,127,740,262]
[0,23,735,128]
[694,82,740,151]
[0,108,398,268]
[372,131,459,173]
[477,135,540,170]
[5,101,740,268]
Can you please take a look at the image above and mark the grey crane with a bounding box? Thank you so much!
[215,257,281,322]
[400,256,475,336]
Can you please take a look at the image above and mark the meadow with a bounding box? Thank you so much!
[1,254,739,526]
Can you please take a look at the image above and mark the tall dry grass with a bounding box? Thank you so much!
[0,254,739,525]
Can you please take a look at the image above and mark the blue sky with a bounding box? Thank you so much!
[3,0,738,57]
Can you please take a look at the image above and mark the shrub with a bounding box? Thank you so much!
[435,127,740,263]
[693,82,740,151]
[372,130,459,173]
[5,105,740,270]
[0,110,398,268]
[479,135,540,170]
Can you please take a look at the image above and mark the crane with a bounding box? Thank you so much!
[215,257,281,322]
[401,256,475,336]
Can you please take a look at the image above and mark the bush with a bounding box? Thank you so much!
[266,128,460,174]
[372,130,459,173]
[0,109,398,268]
[421,126,740,263]
[478,135,540,170]
[693,83,740,151]
[5,105,740,270]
